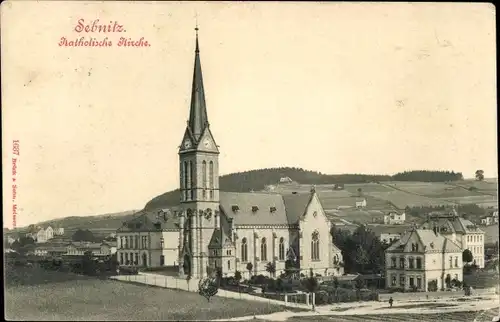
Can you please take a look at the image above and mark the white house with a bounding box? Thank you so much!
[384,212,406,225]
[355,199,367,209]
[385,228,463,291]
[420,212,486,268]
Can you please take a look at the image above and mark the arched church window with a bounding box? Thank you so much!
[311,231,320,261]
[279,237,285,261]
[209,161,214,188]
[189,161,194,200]
[183,161,188,200]
[241,238,248,262]
[202,161,207,187]
[261,238,267,261]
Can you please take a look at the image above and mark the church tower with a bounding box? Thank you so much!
[178,26,220,279]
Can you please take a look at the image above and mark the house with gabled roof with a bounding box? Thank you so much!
[116,28,343,279]
[385,227,463,291]
[420,211,485,268]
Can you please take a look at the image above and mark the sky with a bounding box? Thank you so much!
[1,2,497,228]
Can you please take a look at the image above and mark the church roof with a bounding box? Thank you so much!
[219,192,290,226]
[219,191,314,226]
[282,193,313,224]
[188,28,208,141]
[208,228,233,248]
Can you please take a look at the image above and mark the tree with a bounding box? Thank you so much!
[475,170,485,181]
[445,274,451,289]
[302,268,319,311]
[265,262,276,278]
[72,229,95,242]
[234,270,242,294]
[355,246,369,274]
[246,262,253,278]
[357,188,363,197]
[198,275,219,302]
[11,236,35,255]
[462,249,474,264]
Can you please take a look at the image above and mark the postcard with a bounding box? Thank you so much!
[2,1,498,321]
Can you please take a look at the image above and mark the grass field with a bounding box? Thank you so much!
[5,266,290,321]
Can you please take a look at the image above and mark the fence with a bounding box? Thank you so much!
[378,287,498,302]
[110,272,310,310]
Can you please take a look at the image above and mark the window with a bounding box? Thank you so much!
[189,161,194,200]
[125,253,129,265]
[183,160,188,191]
[261,238,267,261]
[311,231,320,261]
[400,275,405,286]
[227,260,231,270]
[417,277,422,289]
[125,237,129,249]
[160,238,164,249]
[416,258,422,269]
[454,257,458,267]
[449,257,453,268]
[202,161,207,188]
[279,237,285,261]
[391,274,397,286]
[135,253,139,265]
[120,253,124,264]
[409,257,414,269]
[399,257,405,269]
[226,250,231,256]
[241,238,248,262]
[160,255,165,266]
[391,257,396,268]
[409,277,414,286]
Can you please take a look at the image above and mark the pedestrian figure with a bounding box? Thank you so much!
[389,297,393,308]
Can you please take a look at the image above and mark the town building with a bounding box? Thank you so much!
[385,228,463,291]
[383,211,406,225]
[420,211,485,268]
[116,28,344,279]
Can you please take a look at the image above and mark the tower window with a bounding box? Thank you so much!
[232,205,239,212]
[202,161,207,187]
[209,161,214,188]
[252,206,259,213]
[270,207,277,213]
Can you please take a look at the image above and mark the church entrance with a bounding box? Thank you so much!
[183,254,191,277]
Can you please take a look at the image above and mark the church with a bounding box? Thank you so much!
[116,28,344,280]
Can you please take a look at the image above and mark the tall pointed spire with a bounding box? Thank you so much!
[188,23,208,141]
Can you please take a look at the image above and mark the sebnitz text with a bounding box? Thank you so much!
[75,19,125,33]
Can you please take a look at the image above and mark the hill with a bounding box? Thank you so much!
[20,168,496,234]
[144,168,468,210]
[12,210,140,235]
